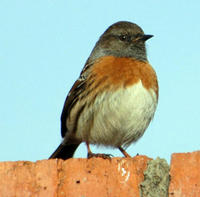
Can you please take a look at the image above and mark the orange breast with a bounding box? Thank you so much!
[89,56,158,99]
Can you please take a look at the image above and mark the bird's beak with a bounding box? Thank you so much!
[140,34,153,41]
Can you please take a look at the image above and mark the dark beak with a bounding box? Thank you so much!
[140,34,153,41]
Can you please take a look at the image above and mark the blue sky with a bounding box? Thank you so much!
[1,1,200,162]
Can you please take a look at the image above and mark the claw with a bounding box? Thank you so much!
[87,153,113,159]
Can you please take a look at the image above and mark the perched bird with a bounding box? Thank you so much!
[49,21,158,159]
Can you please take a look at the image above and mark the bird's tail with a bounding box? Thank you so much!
[49,143,80,160]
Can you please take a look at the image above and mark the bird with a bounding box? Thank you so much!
[49,21,158,160]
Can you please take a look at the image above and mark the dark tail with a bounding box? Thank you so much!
[49,143,80,160]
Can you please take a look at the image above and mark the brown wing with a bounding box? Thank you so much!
[60,60,93,137]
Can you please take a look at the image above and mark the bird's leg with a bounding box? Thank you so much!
[118,146,131,158]
[86,142,112,159]
[86,142,93,157]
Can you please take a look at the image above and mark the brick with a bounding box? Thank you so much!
[57,156,150,197]
[0,160,58,197]
[169,151,200,197]
[0,156,150,197]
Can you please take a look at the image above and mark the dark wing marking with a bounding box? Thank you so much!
[61,79,86,137]
[60,60,94,138]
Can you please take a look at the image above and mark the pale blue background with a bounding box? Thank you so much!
[0,1,199,163]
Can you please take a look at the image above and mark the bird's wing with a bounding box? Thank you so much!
[60,61,93,137]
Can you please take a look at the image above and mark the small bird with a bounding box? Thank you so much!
[49,21,158,159]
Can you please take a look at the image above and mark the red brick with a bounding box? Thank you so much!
[58,156,150,197]
[0,156,150,197]
[0,160,58,197]
[169,151,200,197]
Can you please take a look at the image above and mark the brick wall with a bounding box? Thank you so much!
[0,151,200,197]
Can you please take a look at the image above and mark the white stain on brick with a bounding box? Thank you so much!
[118,160,131,183]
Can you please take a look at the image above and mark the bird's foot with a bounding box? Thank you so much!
[87,153,113,159]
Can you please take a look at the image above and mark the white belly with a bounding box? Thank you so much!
[74,80,157,148]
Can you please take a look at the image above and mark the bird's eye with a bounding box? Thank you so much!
[119,34,129,41]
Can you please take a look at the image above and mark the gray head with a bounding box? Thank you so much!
[88,21,153,63]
